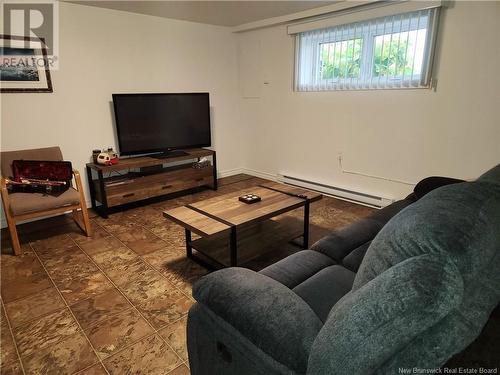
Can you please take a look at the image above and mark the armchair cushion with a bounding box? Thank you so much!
[1,146,63,178]
[8,188,80,215]
[192,267,323,374]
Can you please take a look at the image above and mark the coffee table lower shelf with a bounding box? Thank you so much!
[183,219,307,270]
[184,227,235,270]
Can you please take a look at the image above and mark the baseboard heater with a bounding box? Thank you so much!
[277,174,395,208]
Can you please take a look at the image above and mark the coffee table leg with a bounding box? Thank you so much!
[185,229,193,258]
[230,227,237,267]
[303,201,310,249]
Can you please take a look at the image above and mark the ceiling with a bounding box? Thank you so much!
[69,1,335,27]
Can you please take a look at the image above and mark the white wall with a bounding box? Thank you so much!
[237,1,500,199]
[0,2,242,202]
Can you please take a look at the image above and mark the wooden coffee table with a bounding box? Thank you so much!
[163,182,322,269]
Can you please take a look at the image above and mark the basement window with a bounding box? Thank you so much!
[293,7,441,91]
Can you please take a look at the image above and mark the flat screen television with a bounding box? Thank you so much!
[112,93,211,156]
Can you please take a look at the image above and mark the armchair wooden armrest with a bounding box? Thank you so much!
[1,177,11,209]
[1,176,16,190]
[0,176,20,254]
[1,177,13,211]
[72,168,92,237]
[72,169,84,190]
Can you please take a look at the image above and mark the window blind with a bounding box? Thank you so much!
[294,7,441,91]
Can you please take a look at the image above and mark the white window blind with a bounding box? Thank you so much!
[294,7,440,91]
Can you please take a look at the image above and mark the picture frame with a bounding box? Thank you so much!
[0,34,53,93]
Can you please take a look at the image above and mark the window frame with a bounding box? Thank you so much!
[294,8,440,92]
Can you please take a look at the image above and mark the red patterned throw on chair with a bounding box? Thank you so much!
[8,160,73,195]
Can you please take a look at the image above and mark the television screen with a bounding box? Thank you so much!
[112,93,211,156]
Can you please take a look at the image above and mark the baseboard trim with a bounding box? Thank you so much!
[217,168,277,181]
[217,168,245,178]
[238,168,278,181]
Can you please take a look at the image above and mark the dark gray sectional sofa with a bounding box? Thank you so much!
[187,164,500,375]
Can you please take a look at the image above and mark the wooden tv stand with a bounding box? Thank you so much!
[86,148,216,218]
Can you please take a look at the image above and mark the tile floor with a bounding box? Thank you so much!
[0,174,373,374]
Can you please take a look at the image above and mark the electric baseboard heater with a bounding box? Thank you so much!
[277,174,394,208]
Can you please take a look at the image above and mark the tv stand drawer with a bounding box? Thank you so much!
[105,174,213,207]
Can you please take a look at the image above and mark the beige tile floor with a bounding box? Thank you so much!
[0,174,373,375]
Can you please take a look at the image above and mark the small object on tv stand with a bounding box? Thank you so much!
[92,149,101,164]
[239,194,261,204]
[193,157,211,169]
[97,148,119,166]
[151,149,189,159]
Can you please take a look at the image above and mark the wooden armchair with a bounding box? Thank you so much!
[0,146,91,255]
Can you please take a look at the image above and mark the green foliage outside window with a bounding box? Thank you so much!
[320,39,362,80]
[372,35,415,78]
[320,32,419,81]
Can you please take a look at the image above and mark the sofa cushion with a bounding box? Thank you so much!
[9,188,81,216]
[259,250,335,289]
[341,241,371,272]
[292,265,355,323]
[311,199,413,262]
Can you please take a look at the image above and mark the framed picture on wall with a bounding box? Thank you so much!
[0,35,53,93]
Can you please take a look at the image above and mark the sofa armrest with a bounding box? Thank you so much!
[192,267,323,374]
[307,254,464,375]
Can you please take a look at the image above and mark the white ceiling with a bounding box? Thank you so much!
[70,1,335,27]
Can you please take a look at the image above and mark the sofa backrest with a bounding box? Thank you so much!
[307,164,500,374]
[353,164,500,289]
